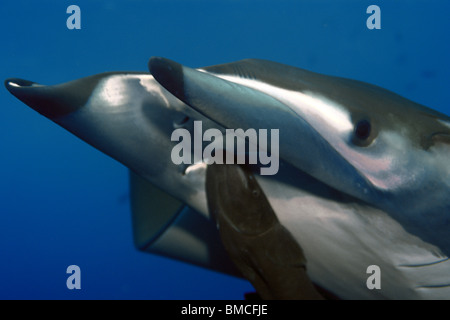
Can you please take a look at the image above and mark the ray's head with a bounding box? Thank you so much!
[149,57,450,205]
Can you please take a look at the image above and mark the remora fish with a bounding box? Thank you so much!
[5,58,450,299]
[206,163,324,300]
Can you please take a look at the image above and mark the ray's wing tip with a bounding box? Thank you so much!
[4,78,39,96]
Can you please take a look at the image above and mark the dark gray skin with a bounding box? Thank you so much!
[206,163,324,300]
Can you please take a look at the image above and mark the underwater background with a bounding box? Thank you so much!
[0,0,449,299]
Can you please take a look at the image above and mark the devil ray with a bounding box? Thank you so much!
[5,58,450,299]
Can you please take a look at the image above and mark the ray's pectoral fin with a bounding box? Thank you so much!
[205,164,324,300]
[129,171,242,277]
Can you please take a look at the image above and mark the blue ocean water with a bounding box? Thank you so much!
[0,0,449,299]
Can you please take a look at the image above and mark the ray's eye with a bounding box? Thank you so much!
[173,115,190,128]
[352,119,375,147]
[355,120,371,140]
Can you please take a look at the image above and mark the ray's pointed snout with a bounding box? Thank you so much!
[4,75,101,119]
